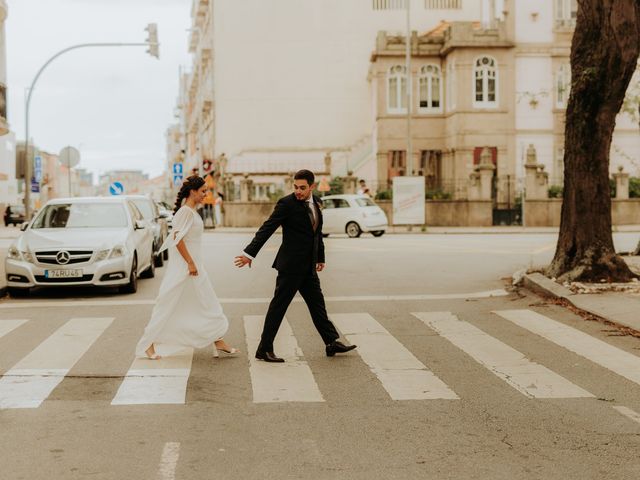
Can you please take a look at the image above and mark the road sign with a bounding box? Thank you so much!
[34,155,42,183]
[59,146,80,168]
[173,175,183,187]
[31,178,39,193]
[172,163,183,175]
[109,181,125,196]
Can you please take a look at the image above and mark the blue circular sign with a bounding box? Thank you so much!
[109,182,125,196]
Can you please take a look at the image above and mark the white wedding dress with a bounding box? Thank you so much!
[135,205,229,358]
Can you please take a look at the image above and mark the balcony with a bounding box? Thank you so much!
[191,0,209,29]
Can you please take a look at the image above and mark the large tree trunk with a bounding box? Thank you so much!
[548,0,640,283]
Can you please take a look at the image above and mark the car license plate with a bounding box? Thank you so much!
[45,269,83,279]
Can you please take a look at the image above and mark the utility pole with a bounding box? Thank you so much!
[405,0,412,176]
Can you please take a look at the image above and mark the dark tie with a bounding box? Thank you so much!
[307,202,318,231]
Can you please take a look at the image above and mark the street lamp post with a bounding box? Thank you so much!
[23,25,159,219]
[405,0,412,177]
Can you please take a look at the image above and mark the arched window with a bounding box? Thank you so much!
[473,56,498,108]
[556,63,571,109]
[387,65,408,114]
[419,65,442,112]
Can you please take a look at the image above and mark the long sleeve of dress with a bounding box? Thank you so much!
[158,207,194,252]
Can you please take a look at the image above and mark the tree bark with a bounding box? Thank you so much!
[548,0,640,283]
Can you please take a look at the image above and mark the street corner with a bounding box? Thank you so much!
[516,265,640,337]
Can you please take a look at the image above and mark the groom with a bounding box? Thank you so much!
[234,169,357,363]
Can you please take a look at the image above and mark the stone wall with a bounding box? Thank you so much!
[376,200,493,227]
[524,199,640,227]
[222,202,278,227]
[223,200,493,227]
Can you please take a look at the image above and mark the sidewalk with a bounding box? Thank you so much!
[208,225,640,235]
[521,257,640,334]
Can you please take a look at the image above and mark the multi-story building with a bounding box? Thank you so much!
[371,0,639,209]
[171,0,639,215]
[0,1,18,211]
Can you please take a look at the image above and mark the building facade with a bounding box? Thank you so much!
[371,0,639,211]
[171,0,640,215]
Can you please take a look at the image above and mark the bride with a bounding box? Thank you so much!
[136,175,239,360]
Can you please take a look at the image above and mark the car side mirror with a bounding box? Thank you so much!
[135,220,146,230]
[20,222,28,232]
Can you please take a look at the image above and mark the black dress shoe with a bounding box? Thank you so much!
[255,350,285,363]
[326,340,357,357]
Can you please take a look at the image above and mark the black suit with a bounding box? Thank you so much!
[244,193,339,352]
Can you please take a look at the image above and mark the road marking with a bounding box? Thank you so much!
[413,312,593,399]
[495,310,640,387]
[0,317,113,409]
[0,319,28,339]
[330,313,458,400]
[0,289,509,309]
[244,315,323,403]
[111,349,194,405]
[613,406,640,425]
[157,442,180,480]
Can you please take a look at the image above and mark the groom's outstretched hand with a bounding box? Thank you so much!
[234,255,252,268]
[316,263,325,272]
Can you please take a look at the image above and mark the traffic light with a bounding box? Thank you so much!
[145,23,159,59]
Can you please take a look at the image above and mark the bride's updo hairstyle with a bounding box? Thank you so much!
[173,175,206,214]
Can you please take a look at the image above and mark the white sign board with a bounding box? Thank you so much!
[392,176,425,225]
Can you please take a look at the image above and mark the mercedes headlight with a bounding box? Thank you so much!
[8,247,35,263]
[95,249,110,262]
[109,245,126,258]
[7,246,21,260]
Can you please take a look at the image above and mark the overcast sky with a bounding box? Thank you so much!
[6,0,191,181]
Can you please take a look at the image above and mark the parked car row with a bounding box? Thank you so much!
[5,195,170,297]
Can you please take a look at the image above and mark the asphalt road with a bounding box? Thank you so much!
[1,232,639,479]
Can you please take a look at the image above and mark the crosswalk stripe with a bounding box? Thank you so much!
[0,317,113,409]
[0,319,28,339]
[244,315,324,403]
[111,348,194,405]
[613,406,640,425]
[157,442,181,480]
[495,310,640,387]
[413,312,593,399]
[330,313,458,400]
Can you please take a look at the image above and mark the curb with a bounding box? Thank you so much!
[520,272,640,334]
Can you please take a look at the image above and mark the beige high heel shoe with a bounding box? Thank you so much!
[213,344,240,358]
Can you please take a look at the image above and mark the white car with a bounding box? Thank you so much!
[5,197,155,296]
[321,194,388,238]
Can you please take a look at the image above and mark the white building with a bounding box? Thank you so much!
[174,0,640,212]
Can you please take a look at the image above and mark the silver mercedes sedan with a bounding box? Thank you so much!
[5,197,155,296]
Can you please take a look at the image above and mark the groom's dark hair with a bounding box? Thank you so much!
[294,169,315,186]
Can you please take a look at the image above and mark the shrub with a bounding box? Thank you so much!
[425,189,452,200]
[548,185,563,198]
[629,177,640,198]
[267,189,285,202]
[375,189,392,200]
[328,177,344,196]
